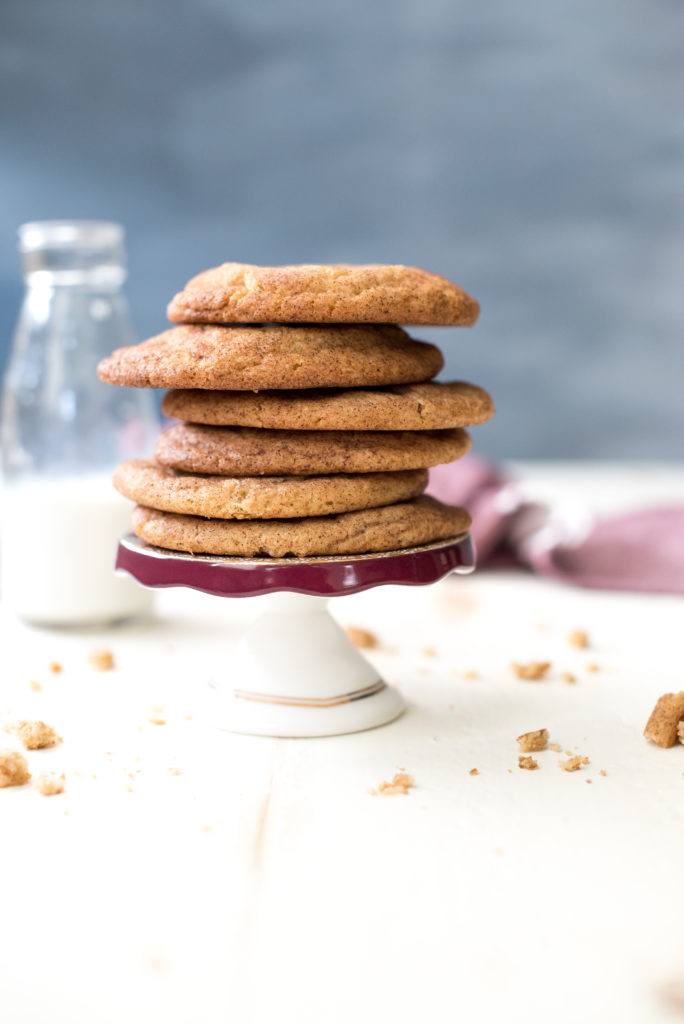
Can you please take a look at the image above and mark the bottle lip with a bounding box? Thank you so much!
[18,221,124,252]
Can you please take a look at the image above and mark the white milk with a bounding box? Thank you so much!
[0,475,153,626]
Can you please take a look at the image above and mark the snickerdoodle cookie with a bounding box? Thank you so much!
[154,423,471,476]
[166,263,479,327]
[113,460,427,520]
[162,380,493,431]
[131,496,471,558]
[98,324,443,390]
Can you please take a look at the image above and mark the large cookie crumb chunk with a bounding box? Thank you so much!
[4,720,62,750]
[644,692,684,748]
[0,749,31,788]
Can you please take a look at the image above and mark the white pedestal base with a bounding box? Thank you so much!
[211,593,405,737]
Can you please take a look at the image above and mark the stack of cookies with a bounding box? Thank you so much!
[98,263,493,558]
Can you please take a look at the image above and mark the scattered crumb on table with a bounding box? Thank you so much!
[644,692,684,748]
[144,954,169,974]
[369,771,415,795]
[518,755,539,770]
[29,680,42,692]
[345,626,378,650]
[517,728,548,753]
[168,768,182,776]
[599,769,607,776]
[561,672,576,684]
[48,661,63,674]
[511,661,551,681]
[422,646,436,658]
[0,749,31,788]
[586,662,600,673]
[568,630,589,648]
[4,720,62,750]
[469,768,479,776]
[88,648,115,671]
[34,772,65,796]
[462,670,479,680]
[548,742,562,752]
[560,755,589,772]
[148,716,166,726]
[586,778,592,784]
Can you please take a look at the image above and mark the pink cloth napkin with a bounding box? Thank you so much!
[427,457,684,594]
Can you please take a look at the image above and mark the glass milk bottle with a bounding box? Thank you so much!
[1,221,159,625]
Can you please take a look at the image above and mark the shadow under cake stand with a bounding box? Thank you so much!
[116,532,475,738]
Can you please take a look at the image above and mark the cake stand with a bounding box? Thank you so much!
[115,532,475,738]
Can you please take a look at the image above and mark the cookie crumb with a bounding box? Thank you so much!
[561,672,576,684]
[560,755,589,772]
[34,772,65,796]
[469,768,479,776]
[369,771,415,795]
[48,661,63,674]
[517,728,548,753]
[511,661,551,681]
[586,662,600,673]
[422,646,436,658]
[144,954,169,974]
[345,626,377,649]
[29,680,42,692]
[88,648,115,671]
[568,630,589,648]
[148,716,166,726]
[548,742,562,753]
[168,768,182,776]
[4,720,62,750]
[462,670,479,680]
[0,749,31,788]
[518,755,539,770]
[599,769,607,776]
[644,692,684,748]
[586,778,592,784]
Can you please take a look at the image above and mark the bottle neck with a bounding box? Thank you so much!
[19,220,127,289]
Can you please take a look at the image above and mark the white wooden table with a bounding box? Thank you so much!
[2,463,684,1024]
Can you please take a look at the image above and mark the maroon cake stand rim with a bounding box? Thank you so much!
[115,532,475,599]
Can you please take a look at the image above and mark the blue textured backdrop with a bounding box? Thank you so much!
[2,0,683,457]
